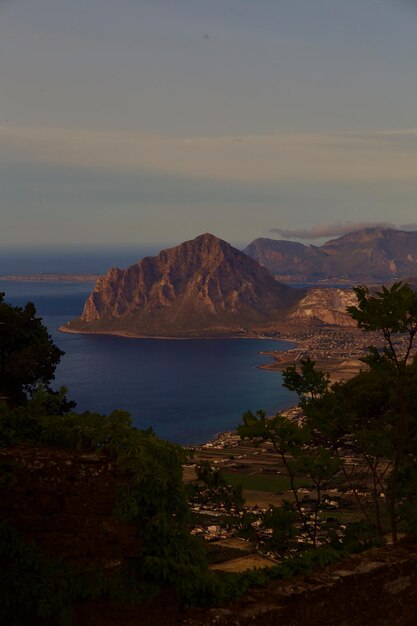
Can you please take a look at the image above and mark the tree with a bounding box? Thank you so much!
[260,502,298,558]
[239,282,417,546]
[346,282,417,541]
[0,404,209,621]
[0,292,64,406]
[238,408,340,547]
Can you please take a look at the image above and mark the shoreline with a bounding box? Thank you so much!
[58,324,291,342]
[258,353,364,383]
[60,323,372,450]
[60,324,304,451]
[191,404,306,449]
[60,321,368,384]
[190,327,374,449]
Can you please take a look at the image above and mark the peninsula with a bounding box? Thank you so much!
[61,232,395,380]
[62,233,303,337]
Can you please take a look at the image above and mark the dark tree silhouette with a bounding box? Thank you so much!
[240,282,417,545]
[0,292,63,405]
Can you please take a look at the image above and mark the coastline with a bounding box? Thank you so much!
[259,356,363,383]
[190,326,371,449]
[191,404,306,450]
[256,325,375,383]
[60,322,371,450]
[60,322,368,382]
[59,324,288,342]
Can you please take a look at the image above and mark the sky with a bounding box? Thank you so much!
[1,0,417,250]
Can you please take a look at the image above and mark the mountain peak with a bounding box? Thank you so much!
[184,232,229,251]
[66,235,299,336]
[194,232,222,242]
[157,233,233,260]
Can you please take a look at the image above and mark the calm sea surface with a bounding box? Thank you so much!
[0,280,296,445]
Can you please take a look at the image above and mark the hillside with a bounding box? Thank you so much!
[244,228,417,283]
[290,288,358,326]
[64,233,302,337]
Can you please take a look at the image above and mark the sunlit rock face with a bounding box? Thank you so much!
[290,288,358,326]
[70,233,301,336]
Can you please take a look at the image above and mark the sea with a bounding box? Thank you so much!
[0,248,296,445]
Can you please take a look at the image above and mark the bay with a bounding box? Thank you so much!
[0,280,296,445]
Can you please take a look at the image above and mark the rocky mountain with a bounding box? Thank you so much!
[65,234,302,337]
[244,238,326,282]
[290,288,358,326]
[244,228,417,283]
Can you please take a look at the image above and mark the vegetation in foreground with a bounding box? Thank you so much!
[234,282,417,546]
[2,282,417,623]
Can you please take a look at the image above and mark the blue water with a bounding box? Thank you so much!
[0,245,164,275]
[0,280,296,445]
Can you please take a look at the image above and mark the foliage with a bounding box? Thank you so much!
[345,282,417,540]
[5,284,414,620]
[190,460,307,553]
[115,435,207,597]
[0,417,387,620]
[260,502,298,557]
[238,408,341,546]
[0,293,64,405]
[0,401,209,620]
[29,384,76,416]
[239,408,307,450]
[0,519,170,626]
[185,539,372,607]
[238,282,417,546]
[189,461,245,514]
[0,399,132,450]
[3,399,361,613]
[0,522,106,626]
[348,282,417,369]
[283,356,330,403]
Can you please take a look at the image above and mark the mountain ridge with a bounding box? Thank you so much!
[65,233,303,337]
[244,228,417,283]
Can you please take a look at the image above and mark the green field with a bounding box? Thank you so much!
[223,472,310,493]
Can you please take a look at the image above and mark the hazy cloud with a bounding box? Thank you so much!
[268,222,417,240]
[2,126,417,185]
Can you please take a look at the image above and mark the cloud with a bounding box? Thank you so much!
[2,126,417,185]
[268,221,417,240]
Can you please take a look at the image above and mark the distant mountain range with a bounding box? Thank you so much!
[64,233,302,337]
[64,229,415,337]
[244,228,417,283]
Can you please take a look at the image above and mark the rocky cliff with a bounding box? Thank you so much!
[245,228,417,283]
[65,234,301,337]
[290,288,358,326]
